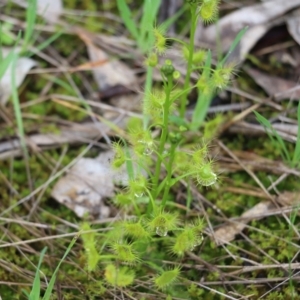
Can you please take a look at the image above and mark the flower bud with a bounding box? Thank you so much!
[145,52,158,67]
[169,132,182,144]
[161,60,175,77]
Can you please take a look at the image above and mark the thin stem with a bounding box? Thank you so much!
[143,66,153,130]
[123,145,142,216]
[146,188,156,213]
[161,142,177,209]
[152,75,173,197]
[179,7,197,118]
[131,196,142,217]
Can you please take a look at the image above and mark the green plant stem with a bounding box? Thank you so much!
[22,0,37,53]
[179,7,197,118]
[11,52,34,196]
[152,75,173,197]
[146,188,156,212]
[161,142,177,208]
[143,66,153,130]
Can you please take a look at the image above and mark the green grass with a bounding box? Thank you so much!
[255,101,300,168]
[24,236,78,300]
[254,101,300,299]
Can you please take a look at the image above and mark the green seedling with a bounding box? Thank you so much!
[77,1,245,296]
[254,102,300,168]
[4,0,250,298]
[24,236,77,300]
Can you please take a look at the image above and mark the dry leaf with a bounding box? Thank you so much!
[0,48,36,105]
[0,122,111,160]
[199,0,300,62]
[51,150,145,218]
[87,45,136,90]
[287,8,300,46]
[245,68,300,100]
[276,191,300,206]
[272,123,298,136]
[51,151,116,219]
[213,201,274,246]
[77,31,136,91]
[37,0,63,23]
[12,0,63,23]
[228,121,299,143]
[51,157,113,219]
[213,192,300,246]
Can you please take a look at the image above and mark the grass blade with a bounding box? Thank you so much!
[191,91,213,131]
[0,24,3,61]
[0,30,22,80]
[159,5,186,33]
[147,5,186,53]
[28,247,47,300]
[11,51,27,150]
[29,29,64,57]
[254,111,291,164]
[221,27,248,66]
[292,100,300,167]
[23,0,37,51]
[0,50,14,80]
[42,236,78,300]
[139,0,161,52]
[116,0,139,42]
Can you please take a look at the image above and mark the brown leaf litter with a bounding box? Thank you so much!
[198,0,300,62]
[212,191,300,246]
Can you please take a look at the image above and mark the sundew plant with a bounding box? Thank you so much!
[79,0,242,297]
